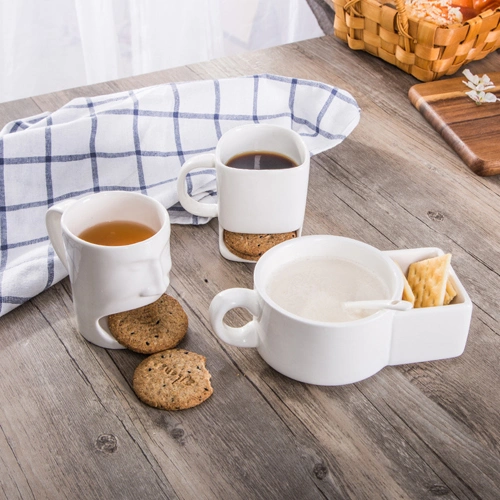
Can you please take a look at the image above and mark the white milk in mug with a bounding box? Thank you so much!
[266,256,391,323]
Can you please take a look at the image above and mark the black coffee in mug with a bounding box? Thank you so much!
[226,151,297,170]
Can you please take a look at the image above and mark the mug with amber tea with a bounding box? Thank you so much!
[177,123,310,262]
[46,191,171,349]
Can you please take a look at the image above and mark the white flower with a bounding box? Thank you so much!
[465,90,479,102]
[481,93,498,103]
[463,69,479,86]
[463,69,498,105]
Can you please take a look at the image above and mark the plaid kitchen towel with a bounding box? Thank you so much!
[0,73,360,317]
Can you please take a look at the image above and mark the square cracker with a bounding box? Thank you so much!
[402,274,416,305]
[407,254,452,308]
[444,279,457,305]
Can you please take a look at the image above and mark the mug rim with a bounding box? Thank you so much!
[254,234,404,326]
[60,191,170,249]
[215,123,309,170]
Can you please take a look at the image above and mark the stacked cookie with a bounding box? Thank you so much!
[108,294,213,411]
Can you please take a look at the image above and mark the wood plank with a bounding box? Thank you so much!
[0,97,44,131]
[409,72,500,176]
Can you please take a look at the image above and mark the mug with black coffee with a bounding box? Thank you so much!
[177,123,310,262]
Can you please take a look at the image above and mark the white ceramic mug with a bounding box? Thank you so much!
[209,235,405,385]
[177,123,310,262]
[46,191,171,349]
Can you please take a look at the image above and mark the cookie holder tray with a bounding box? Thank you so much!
[385,247,473,366]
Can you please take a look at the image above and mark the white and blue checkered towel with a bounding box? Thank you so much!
[0,74,360,317]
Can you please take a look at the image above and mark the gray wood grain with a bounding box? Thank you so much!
[1,36,499,500]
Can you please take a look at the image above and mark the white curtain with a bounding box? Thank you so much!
[0,0,324,103]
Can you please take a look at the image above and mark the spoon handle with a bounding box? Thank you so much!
[343,300,413,311]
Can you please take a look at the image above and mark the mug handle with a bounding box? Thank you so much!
[45,198,78,270]
[177,153,219,218]
[209,288,261,348]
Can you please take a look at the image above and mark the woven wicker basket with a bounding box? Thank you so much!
[333,0,500,81]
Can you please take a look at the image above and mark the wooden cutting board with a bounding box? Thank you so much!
[408,72,500,176]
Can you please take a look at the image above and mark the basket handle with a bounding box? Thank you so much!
[394,0,411,42]
[344,0,412,45]
[344,0,363,16]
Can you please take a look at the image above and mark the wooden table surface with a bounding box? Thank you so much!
[1,35,499,500]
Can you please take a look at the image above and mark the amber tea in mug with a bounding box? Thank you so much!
[46,191,171,349]
[78,220,156,246]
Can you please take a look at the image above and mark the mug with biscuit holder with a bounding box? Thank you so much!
[46,191,172,349]
[209,235,472,386]
[45,191,216,411]
[176,123,310,263]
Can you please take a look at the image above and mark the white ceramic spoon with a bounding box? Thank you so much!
[343,299,413,311]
